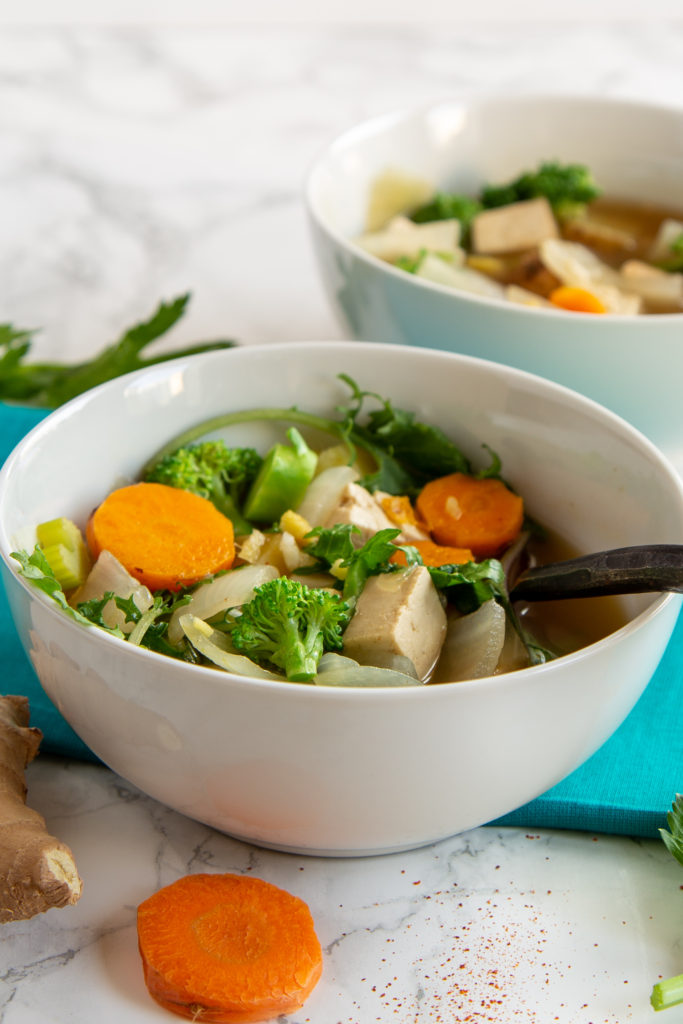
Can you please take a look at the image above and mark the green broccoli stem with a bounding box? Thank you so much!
[142,408,355,477]
[651,972,683,1011]
[281,619,320,682]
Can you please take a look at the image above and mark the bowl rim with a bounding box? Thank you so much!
[304,92,683,325]
[2,340,682,701]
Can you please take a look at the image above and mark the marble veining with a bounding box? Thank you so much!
[0,20,682,1023]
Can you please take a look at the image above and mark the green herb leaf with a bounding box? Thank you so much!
[0,295,236,408]
[659,793,683,867]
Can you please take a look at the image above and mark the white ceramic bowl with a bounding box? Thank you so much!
[1,342,682,856]
[306,95,683,458]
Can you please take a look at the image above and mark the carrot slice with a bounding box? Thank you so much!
[137,873,323,1024]
[379,494,426,530]
[415,473,523,559]
[390,538,474,567]
[549,285,607,314]
[86,482,235,591]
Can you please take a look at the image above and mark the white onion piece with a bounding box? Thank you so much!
[295,465,359,528]
[315,652,422,688]
[435,601,506,682]
[416,254,505,298]
[70,549,153,634]
[179,614,284,680]
[168,564,278,645]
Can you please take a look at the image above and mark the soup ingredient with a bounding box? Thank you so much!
[390,538,474,567]
[0,695,82,922]
[549,285,607,314]
[86,482,236,591]
[304,524,417,604]
[650,794,683,1012]
[137,872,322,1023]
[36,517,92,591]
[243,428,317,523]
[226,576,351,681]
[144,440,262,536]
[416,472,524,559]
[0,294,235,408]
[70,549,154,633]
[471,197,559,255]
[479,160,601,220]
[433,600,507,682]
[167,563,279,645]
[341,564,447,680]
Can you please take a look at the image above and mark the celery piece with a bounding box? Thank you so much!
[36,517,91,591]
[243,427,317,523]
[651,973,683,1011]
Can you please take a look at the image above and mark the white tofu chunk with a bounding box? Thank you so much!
[471,197,559,255]
[342,565,447,681]
[324,481,398,544]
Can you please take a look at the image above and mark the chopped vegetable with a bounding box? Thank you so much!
[137,872,322,1023]
[86,482,236,591]
[390,538,474,567]
[549,285,607,314]
[144,440,262,536]
[304,524,418,605]
[480,160,601,220]
[411,192,483,235]
[650,794,683,1012]
[35,517,91,591]
[0,695,82,922]
[243,427,317,523]
[416,472,524,559]
[0,294,235,408]
[225,576,351,681]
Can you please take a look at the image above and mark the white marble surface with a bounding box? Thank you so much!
[1,20,683,1024]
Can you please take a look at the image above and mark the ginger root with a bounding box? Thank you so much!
[0,695,82,923]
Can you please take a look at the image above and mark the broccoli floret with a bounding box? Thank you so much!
[481,161,601,220]
[144,440,262,534]
[228,577,351,682]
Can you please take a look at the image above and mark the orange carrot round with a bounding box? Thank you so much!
[390,538,474,567]
[549,285,607,314]
[415,473,523,559]
[137,873,323,1024]
[86,482,235,591]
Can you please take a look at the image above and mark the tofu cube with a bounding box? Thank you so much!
[471,197,559,255]
[324,481,397,544]
[342,565,447,681]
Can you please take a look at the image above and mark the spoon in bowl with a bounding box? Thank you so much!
[509,544,683,602]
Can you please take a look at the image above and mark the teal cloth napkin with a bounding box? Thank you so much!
[1,403,681,829]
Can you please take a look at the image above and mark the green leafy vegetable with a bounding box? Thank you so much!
[142,374,479,498]
[11,547,107,629]
[226,576,351,682]
[410,192,483,239]
[0,294,235,408]
[304,524,419,605]
[651,794,683,1011]
[480,160,601,220]
[144,440,262,535]
[13,545,196,660]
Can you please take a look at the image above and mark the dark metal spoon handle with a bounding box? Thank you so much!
[509,544,683,602]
